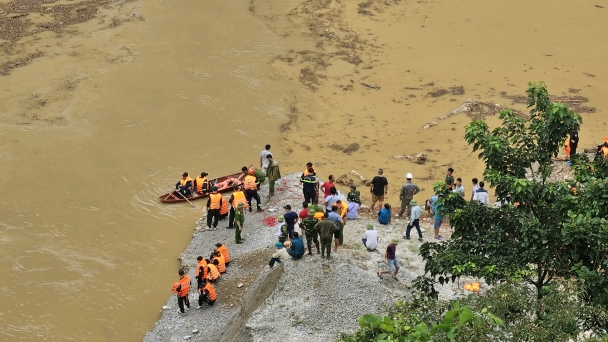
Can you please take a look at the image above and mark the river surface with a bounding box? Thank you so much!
[1,0,606,340]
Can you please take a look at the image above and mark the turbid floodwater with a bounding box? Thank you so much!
[1,0,607,340]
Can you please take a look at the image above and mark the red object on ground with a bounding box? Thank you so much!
[263,216,277,226]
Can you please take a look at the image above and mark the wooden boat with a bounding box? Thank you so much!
[159,166,251,203]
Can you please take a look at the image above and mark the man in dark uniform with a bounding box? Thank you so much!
[300,168,318,205]
[301,209,320,255]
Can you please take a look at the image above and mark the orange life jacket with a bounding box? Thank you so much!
[172,275,190,297]
[220,197,229,215]
[303,165,315,176]
[337,203,347,218]
[231,190,248,209]
[202,282,217,301]
[212,254,226,273]
[603,146,608,157]
[244,175,257,190]
[207,264,220,281]
[564,144,571,156]
[216,245,231,263]
[195,176,208,194]
[209,193,222,210]
[195,259,208,279]
[179,177,193,187]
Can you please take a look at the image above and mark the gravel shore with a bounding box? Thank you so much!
[144,173,480,342]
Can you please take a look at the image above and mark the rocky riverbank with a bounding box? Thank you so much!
[144,173,482,342]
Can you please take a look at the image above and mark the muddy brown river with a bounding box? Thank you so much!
[1,0,606,340]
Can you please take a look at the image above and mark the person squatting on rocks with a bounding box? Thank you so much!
[172,269,191,313]
[397,172,420,219]
[404,199,423,242]
[227,184,247,229]
[267,241,290,268]
[369,168,389,213]
[206,187,223,230]
[301,209,320,255]
[243,169,263,212]
[207,258,221,282]
[328,205,344,252]
[211,251,226,274]
[283,204,298,240]
[300,168,318,205]
[347,184,361,205]
[378,239,400,281]
[234,202,245,244]
[378,203,392,225]
[346,196,360,220]
[215,243,230,265]
[286,232,305,259]
[362,224,378,251]
[314,212,338,259]
[265,154,281,197]
[197,279,217,308]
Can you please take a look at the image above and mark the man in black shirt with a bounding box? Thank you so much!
[569,129,579,156]
[369,169,388,213]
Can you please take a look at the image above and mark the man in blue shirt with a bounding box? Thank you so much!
[283,205,299,240]
[287,232,305,259]
[328,205,344,252]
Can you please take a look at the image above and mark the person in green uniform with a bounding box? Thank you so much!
[277,215,288,243]
[242,166,266,189]
[301,209,320,255]
[265,154,281,197]
[347,184,361,205]
[234,202,245,244]
[314,213,337,259]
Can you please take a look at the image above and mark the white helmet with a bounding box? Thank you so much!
[406,173,413,179]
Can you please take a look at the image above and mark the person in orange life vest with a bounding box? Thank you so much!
[197,279,217,308]
[219,194,229,220]
[598,136,608,158]
[564,142,571,157]
[210,251,226,274]
[227,184,248,229]
[206,259,220,282]
[172,269,191,313]
[174,172,193,198]
[243,169,263,212]
[206,187,223,231]
[193,172,209,195]
[335,200,347,245]
[195,256,208,288]
[215,243,231,265]
[242,166,265,190]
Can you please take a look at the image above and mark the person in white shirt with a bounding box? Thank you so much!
[362,224,378,251]
[260,144,272,175]
[453,178,465,198]
[404,200,423,242]
[346,197,360,220]
[470,177,480,201]
[472,181,490,205]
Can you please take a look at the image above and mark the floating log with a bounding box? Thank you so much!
[350,170,371,186]
[335,174,355,186]
[392,152,427,164]
[423,121,437,129]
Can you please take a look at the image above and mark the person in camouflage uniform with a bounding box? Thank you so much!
[301,209,320,255]
[347,184,361,205]
[276,216,289,244]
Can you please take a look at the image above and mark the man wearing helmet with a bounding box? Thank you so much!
[397,173,420,219]
[243,168,263,212]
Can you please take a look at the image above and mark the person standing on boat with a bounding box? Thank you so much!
[206,187,223,231]
[243,169,263,212]
[174,172,193,198]
[260,144,272,175]
[193,172,209,195]
[266,154,281,197]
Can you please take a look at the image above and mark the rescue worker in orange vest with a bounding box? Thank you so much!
[302,163,320,204]
[227,184,248,229]
[197,280,217,308]
[598,136,608,158]
[211,251,226,274]
[195,256,208,289]
[173,172,193,198]
[194,172,209,195]
[172,269,191,313]
[206,259,220,282]
[219,194,229,220]
[335,200,347,245]
[206,187,223,231]
[215,243,231,265]
[243,169,263,212]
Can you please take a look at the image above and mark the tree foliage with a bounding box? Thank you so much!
[416,82,608,305]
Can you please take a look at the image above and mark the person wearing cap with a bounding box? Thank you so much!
[234,202,245,244]
[243,168,263,212]
[347,184,361,205]
[398,173,420,218]
[362,224,378,251]
[301,209,320,255]
[314,212,338,259]
[194,172,209,195]
[445,168,455,187]
[404,200,423,242]
[227,184,248,229]
[378,239,400,280]
[172,269,191,313]
[346,197,360,220]
[300,168,318,205]
[276,216,288,243]
[310,203,326,220]
[370,168,388,214]
[287,232,305,259]
[174,172,193,198]
[267,241,290,268]
[206,187,223,231]
[283,204,298,240]
[453,178,465,198]
[266,154,281,197]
